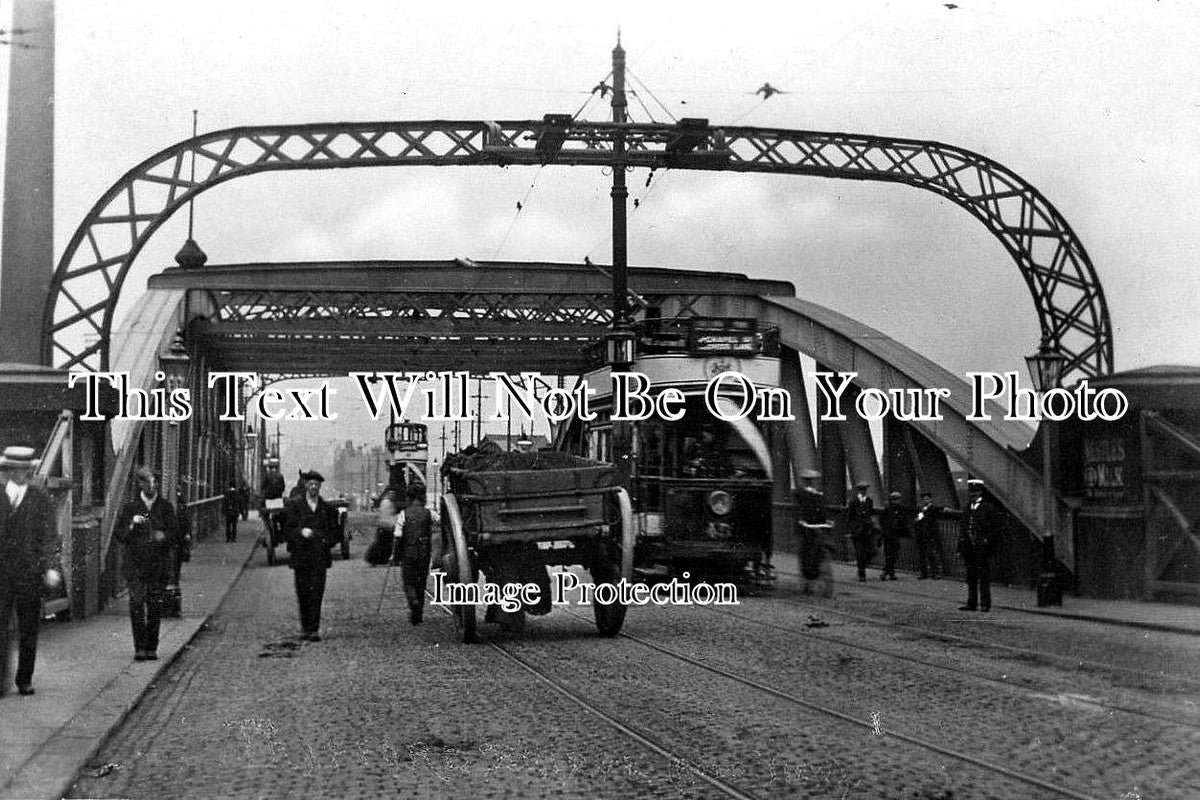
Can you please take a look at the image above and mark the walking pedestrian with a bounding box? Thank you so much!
[958,479,1000,612]
[366,482,402,566]
[0,446,61,697]
[283,469,339,641]
[912,490,944,579]
[392,483,439,625]
[878,491,906,581]
[846,482,876,581]
[223,480,240,542]
[163,486,192,619]
[237,479,250,521]
[114,468,181,661]
[795,469,835,598]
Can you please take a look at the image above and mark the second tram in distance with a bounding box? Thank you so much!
[385,420,430,490]
[557,316,780,577]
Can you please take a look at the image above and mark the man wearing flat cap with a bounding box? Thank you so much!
[878,491,907,581]
[282,470,339,640]
[0,445,61,696]
[846,481,876,582]
[114,467,181,661]
[958,479,1000,612]
[912,490,945,580]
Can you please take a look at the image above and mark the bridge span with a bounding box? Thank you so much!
[97,259,1069,571]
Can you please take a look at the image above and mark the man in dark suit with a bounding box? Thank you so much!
[391,483,439,625]
[912,490,945,579]
[958,479,1000,612]
[114,468,181,660]
[0,446,61,697]
[282,469,339,641]
[846,482,876,582]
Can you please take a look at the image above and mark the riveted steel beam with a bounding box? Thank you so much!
[46,120,1111,380]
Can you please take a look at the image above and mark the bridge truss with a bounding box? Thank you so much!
[46,118,1112,380]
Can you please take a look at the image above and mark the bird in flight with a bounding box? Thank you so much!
[756,82,785,99]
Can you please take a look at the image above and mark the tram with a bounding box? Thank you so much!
[557,316,780,577]
[385,421,429,489]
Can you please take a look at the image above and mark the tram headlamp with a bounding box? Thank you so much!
[707,490,734,517]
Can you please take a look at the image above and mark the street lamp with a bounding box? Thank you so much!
[1026,339,1068,607]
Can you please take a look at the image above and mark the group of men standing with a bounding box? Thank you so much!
[795,473,1002,612]
[845,483,948,583]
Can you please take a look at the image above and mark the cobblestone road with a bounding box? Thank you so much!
[68,534,1200,799]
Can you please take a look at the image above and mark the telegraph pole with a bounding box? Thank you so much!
[608,32,635,488]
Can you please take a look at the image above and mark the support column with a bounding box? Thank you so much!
[780,345,818,476]
[842,383,883,502]
[770,422,794,559]
[907,424,959,509]
[0,0,54,364]
[883,416,917,504]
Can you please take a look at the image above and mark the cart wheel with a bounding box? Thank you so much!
[593,487,635,637]
[441,494,477,643]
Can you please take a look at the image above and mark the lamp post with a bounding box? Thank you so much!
[1026,339,1068,607]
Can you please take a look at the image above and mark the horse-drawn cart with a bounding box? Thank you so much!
[439,453,634,643]
[260,497,350,566]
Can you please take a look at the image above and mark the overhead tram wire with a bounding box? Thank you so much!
[490,73,613,260]
[626,69,679,123]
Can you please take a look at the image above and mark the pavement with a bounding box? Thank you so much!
[3,525,1200,800]
[773,547,1200,636]
[0,521,260,800]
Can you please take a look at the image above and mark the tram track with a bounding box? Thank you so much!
[695,601,1200,731]
[427,597,762,800]
[764,588,1200,692]
[546,606,1102,800]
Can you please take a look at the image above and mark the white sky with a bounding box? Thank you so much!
[3,0,1199,461]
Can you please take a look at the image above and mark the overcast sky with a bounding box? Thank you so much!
[2,0,1198,461]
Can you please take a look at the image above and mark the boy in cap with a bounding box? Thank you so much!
[0,446,60,696]
[878,491,907,581]
[282,469,340,640]
[391,483,440,625]
[846,481,876,581]
[912,490,944,579]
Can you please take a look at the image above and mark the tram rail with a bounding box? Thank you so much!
[427,597,762,800]
[770,590,1200,692]
[550,607,1102,800]
[696,602,1200,732]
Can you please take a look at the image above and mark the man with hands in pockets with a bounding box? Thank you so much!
[283,470,339,641]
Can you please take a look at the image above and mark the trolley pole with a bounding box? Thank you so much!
[608,33,635,489]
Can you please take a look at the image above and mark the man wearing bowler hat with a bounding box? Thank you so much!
[282,469,339,641]
[958,479,1000,612]
[0,446,61,696]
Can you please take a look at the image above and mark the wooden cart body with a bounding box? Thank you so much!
[440,457,634,642]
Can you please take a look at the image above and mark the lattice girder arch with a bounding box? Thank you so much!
[45,119,1112,379]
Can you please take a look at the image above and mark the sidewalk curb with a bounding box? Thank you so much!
[2,537,260,800]
[771,548,1200,638]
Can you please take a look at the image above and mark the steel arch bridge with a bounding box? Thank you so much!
[44,118,1112,379]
